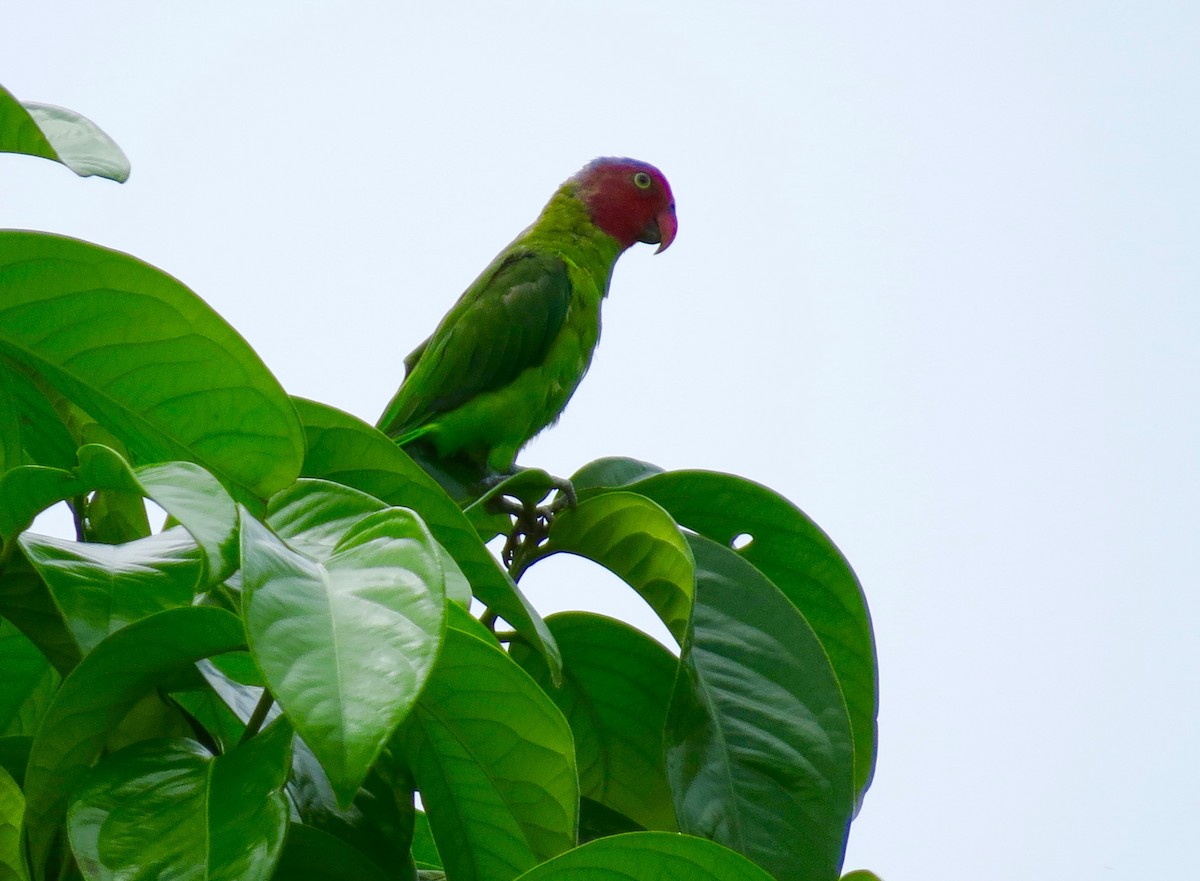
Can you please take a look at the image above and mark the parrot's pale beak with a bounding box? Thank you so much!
[655,205,677,253]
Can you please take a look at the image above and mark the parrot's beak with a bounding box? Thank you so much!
[654,205,677,254]
[640,205,677,254]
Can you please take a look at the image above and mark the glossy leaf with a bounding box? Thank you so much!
[540,492,693,642]
[668,534,855,881]
[0,358,77,472]
[0,547,83,675]
[840,871,884,881]
[286,737,415,880]
[513,831,774,881]
[293,397,560,676]
[0,739,30,790]
[273,825,393,881]
[0,764,27,881]
[0,364,23,475]
[22,606,245,876]
[0,620,59,737]
[570,456,664,494]
[0,85,129,181]
[401,627,577,881]
[241,494,444,804]
[512,613,677,832]
[0,464,81,544]
[20,528,204,654]
[411,811,442,870]
[67,720,291,881]
[0,232,303,499]
[623,468,877,802]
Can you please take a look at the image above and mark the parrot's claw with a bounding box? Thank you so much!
[494,476,577,572]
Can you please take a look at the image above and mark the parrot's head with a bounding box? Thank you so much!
[572,157,677,254]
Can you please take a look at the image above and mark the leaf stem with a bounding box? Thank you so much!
[240,688,275,744]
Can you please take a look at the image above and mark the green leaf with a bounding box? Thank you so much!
[0,547,83,675]
[570,456,664,494]
[411,811,441,870]
[0,85,129,182]
[0,465,82,545]
[540,492,693,643]
[625,469,878,802]
[0,366,21,476]
[22,606,245,877]
[293,397,560,678]
[0,764,28,881]
[840,871,884,881]
[511,613,677,832]
[0,447,236,590]
[273,825,394,881]
[513,831,774,881]
[668,534,855,881]
[0,620,59,737]
[67,720,291,881]
[0,738,30,790]
[0,358,76,472]
[241,491,444,805]
[286,736,415,880]
[401,627,577,881]
[0,232,303,500]
[20,528,205,654]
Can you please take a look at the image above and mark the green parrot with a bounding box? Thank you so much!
[377,157,677,483]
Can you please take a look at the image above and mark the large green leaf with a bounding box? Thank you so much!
[512,613,677,833]
[401,627,577,881]
[67,720,291,881]
[0,84,129,182]
[20,528,204,655]
[0,764,27,881]
[0,232,303,500]
[293,397,560,677]
[668,535,855,881]
[241,487,444,805]
[272,825,393,881]
[0,548,82,675]
[539,492,694,643]
[0,358,76,473]
[0,620,59,737]
[616,467,877,802]
[0,446,237,589]
[286,737,415,880]
[22,606,245,876]
[513,831,774,881]
[0,366,21,477]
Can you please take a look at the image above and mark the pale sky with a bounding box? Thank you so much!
[4,2,1199,877]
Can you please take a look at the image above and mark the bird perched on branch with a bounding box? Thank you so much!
[377,157,677,491]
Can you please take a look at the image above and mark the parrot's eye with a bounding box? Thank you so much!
[632,171,652,190]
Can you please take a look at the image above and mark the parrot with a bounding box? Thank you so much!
[377,156,677,489]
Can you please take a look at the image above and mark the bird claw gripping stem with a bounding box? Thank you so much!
[492,477,577,574]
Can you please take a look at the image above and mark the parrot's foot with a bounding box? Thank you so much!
[491,476,577,572]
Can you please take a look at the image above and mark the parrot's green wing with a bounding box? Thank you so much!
[378,249,573,440]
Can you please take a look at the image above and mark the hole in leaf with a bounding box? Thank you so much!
[731,533,753,551]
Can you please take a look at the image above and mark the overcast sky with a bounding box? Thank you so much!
[4,2,1198,877]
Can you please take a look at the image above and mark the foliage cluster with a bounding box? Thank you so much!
[0,84,879,881]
